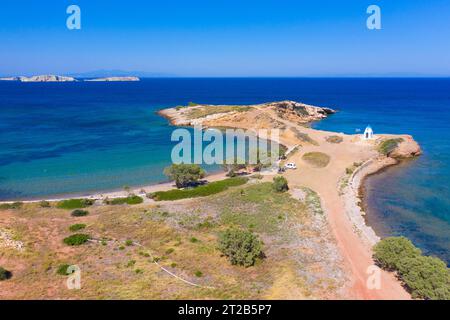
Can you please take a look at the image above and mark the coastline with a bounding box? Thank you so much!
[1,100,422,299]
[0,170,228,204]
[157,101,421,299]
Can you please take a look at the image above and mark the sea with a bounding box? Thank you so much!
[0,78,449,263]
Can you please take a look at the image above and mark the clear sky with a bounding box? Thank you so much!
[0,0,449,77]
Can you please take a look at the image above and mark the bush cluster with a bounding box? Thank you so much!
[272,176,289,192]
[71,209,89,217]
[0,202,23,210]
[0,266,12,280]
[163,164,205,188]
[69,223,86,232]
[104,195,143,205]
[373,237,449,300]
[218,228,263,267]
[151,177,248,201]
[63,234,90,246]
[57,198,95,209]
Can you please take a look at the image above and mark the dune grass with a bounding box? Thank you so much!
[56,199,95,210]
[104,195,143,205]
[378,138,404,155]
[150,177,248,201]
[302,152,331,168]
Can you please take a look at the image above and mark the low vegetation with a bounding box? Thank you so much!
[373,237,450,300]
[150,177,248,201]
[272,176,289,192]
[291,127,319,146]
[63,234,90,246]
[71,209,89,217]
[163,164,206,188]
[39,200,51,208]
[218,228,263,267]
[57,198,95,210]
[56,264,71,275]
[378,138,404,155]
[104,195,143,205]
[302,152,331,168]
[325,135,343,144]
[0,202,23,210]
[69,223,86,232]
[186,105,253,119]
[0,266,12,280]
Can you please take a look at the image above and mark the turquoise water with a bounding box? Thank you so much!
[0,78,449,263]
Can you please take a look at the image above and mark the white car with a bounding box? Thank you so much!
[284,162,297,170]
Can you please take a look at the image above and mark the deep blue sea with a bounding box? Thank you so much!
[0,78,449,263]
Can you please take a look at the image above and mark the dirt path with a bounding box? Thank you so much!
[283,129,410,299]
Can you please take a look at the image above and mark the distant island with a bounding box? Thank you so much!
[84,76,140,82]
[0,75,76,82]
[0,74,140,82]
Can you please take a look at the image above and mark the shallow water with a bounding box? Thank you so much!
[0,78,449,262]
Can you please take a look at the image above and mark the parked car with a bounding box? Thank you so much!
[284,162,297,170]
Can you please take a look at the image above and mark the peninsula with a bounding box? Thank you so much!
[159,100,422,299]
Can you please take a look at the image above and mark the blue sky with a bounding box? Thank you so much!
[0,0,449,76]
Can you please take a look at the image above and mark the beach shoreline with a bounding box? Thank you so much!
[1,100,422,299]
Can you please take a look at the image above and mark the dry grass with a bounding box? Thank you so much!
[325,135,343,144]
[187,105,253,119]
[0,181,345,299]
[302,152,331,168]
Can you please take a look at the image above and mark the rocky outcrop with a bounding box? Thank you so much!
[85,76,140,82]
[389,135,422,159]
[19,75,76,82]
[268,100,336,123]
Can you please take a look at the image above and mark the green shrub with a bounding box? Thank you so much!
[0,266,12,280]
[105,195,143,205]
[378,138,404,155]
[163,164,206,188]
[69,223,86,232]
[57,199,95,210]
[373,236,421,270]
[272,176,289,192]
[39,200,51,208]
[56,264,70,275]
[71,209,89,217]
[194,270,203,277]
[188,101,198,106]
[218,228,263,267]
[125,240,133,246]
[126,260,136,267]
[165,248,174,255]
[373,237,450,300]
[151,177,248,201]
[190,237,199,243]
[0,202,23,210]
[63,234,90,246]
